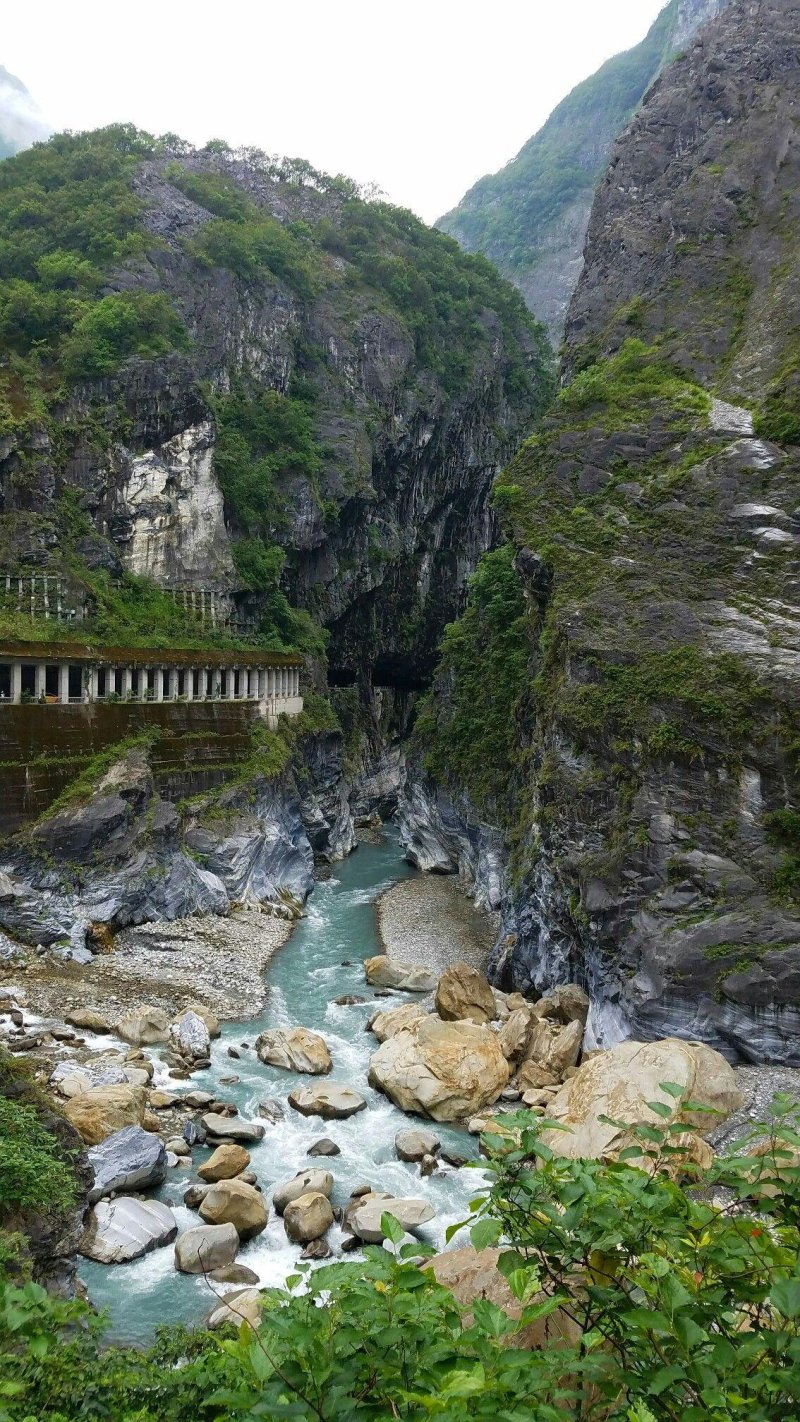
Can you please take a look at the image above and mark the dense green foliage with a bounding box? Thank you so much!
[318,202,551,398]
[415,546,530,819]
[438,0,688,290]
[1,1093,798,1420]
[0,1097,77,1216]
[0,126,187,412]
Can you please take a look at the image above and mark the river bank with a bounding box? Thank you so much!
[376,873,498,973]
[3,910,294,1028]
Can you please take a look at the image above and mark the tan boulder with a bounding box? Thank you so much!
[255,1027,332,1075]
[368,1015,510,1122]
[199,1179,268,1240]
[287,1083,367,1120]
[369,1001,429,1043]
[522,1018,583,1081]
[435,963,497,1025]
[428,1247,580,1350]
[364,955,437,992]
[272,1170,334,1214]
[198,1144,251,1182]
[533,985,590,1028]
[497,1008,532,1063]
[542,1038,744,1162]
[64,1008,110,1033]
[116,1007,169,1046]
[283,1191,334,1243]
[64,1085,147,1145]
[207,1287,262,1331]
[516,1061,558,1091]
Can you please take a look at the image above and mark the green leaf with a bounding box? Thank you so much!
[658,1081,685,1099]
[772,1277,800,1318]
[645,1100,674,1119]
[380,1212,405,1246]
[470,1218,503,1250]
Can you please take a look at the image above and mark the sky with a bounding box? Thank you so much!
[5,0,668,224]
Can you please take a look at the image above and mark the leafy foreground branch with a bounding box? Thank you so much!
[1,1094,798,1421]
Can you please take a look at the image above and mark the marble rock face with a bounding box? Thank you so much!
[80,1197,177,1264]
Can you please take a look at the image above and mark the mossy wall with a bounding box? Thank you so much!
[0,702,263,834]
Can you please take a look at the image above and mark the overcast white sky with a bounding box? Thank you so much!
[5,1,667,223]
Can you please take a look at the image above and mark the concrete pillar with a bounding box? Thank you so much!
[227,668,237,700]
[140,669,150,702]
[122,667,133,700]
[11,662,21,705]
[58,662,70,705]
[167,668,178,701]
[34,663,46,701]
[185,669,194,702]
[86,665,98,703]
[212,668,222,699]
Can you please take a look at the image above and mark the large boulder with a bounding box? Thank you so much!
[79,1197,177,1263]
[542,1038,744,1161]
[288,1083,367,1120]
[521,1018,583,1082]
[497,1008,533,1063]
[435,964,497,1025]
[395,1128,440,1162]
[206,1287,262,1331]
[202,1113,265,1143]
[368,1016,510,1122]
[369,1001,430,1043]
[428,1247,580,1350]
[175,1222,239,1274]
[185,1002,221,1039]
[283,1192,334,1243]
[533,984,590,1029]
[116,1007,169,1046]
[348,1195,435,1243]
[87,1124,167,1202]
[170,1010,211,1061]
[198,1144,251,1182]
[64,1085,147,1145]
[51,1058,128,1098]
[255,1027,332,1075]
[65,1008,110,1033]
[363,955,437,992]
[199,1179,268,1240]
[272,1169,334,1215]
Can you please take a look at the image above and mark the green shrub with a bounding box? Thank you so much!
[0,1097,77,1217]
[61,292,189,379]
[416,544,530,817]
[190,215,315,297]
[0,1093,798,1420]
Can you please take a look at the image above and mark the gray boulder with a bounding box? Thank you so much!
[174,1221,239,1274]
[80,1197,177,1263]
[87,1124,168,1203]
[202,1112,265,1143]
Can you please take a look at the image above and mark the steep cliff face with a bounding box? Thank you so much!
[0,134,552,687]
[437,0,728,344]
[417,0,800,1065]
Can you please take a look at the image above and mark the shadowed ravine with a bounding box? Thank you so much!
[80,832,490,1343]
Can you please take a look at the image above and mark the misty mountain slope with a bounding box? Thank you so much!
[437,0,728,344]
[417,0,800,1064]
[0,65,49,159]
